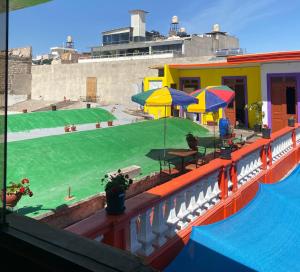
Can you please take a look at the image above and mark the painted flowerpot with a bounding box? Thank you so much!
[105,191,126,215]
[288,118,295,127]
[96,123,101,129]
[51,105,57,111]
[3,193,22,208]
[220,146,232,160]
[262,128,271,139]
[254,124,262,133]
[87,103,91,109]
[108,121,113,127]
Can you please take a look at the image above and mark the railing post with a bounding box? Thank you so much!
[268,142,273,167]
[260,144,267,171]
[219,166,228,200]
[292,128,296,148]
[230,161,238,193]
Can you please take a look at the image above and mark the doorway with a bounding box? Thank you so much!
[86,77,97,102]
[222,77,247,127]
[270,76,297,132]
[180,78,200,94]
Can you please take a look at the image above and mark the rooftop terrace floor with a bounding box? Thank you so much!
[8,118,212,217]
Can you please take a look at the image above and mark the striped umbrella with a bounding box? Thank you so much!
[132,87,198,158]
[186,85,235,113]
[186,85,235,157]
[132,86,198,106]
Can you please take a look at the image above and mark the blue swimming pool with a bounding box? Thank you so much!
[166,165,300,272]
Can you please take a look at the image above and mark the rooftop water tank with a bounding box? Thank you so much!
[172,16,179,24]
[213,24,220,32]
[67,35,73,43]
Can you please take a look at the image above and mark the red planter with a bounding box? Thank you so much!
[96,123,101,129]
[71,125,77,131]
[22,109,27,113]
[64,126,70,132]
[3,193,22,208]
[108,121,113,127]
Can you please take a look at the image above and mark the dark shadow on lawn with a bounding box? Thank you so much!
[17,203,69,216]
[146,136,222,162]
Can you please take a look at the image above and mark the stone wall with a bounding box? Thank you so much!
[8,56,32,95]
[31,56,218,106]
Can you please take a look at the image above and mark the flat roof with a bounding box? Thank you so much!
[102,27,131,35]
[129,9,149,14]
[169,50,300,69]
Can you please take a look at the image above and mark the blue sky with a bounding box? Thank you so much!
[9,0,300,55]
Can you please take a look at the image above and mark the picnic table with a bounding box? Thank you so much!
[168,149,198,173]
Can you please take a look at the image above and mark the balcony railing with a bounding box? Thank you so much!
[66,124,300,270]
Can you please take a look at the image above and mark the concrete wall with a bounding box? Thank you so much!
[261,61,300,126]
[31,56,216,106]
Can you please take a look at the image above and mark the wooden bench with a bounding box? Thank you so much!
[107,165,141,180]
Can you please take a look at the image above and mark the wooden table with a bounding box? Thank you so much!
[168,149,198,173]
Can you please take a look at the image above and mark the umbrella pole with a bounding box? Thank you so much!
[164,105,167,159]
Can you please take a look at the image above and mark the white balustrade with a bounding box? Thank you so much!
[175,190,189,230]
[127,170,221,255]
[137,208,155,256]
[296,127,300,146]
[152,202,168,247]
[271,132,293,163]
[186,185,200,222]
[127,216,142,254]
[236,149,262,186]
[165,195,179,238]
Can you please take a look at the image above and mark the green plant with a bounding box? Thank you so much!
[245,101,264,125]
[101,170,133,194]
[7,178,33,197]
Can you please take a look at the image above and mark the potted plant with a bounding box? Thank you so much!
[107,120,113,127]
[96,122,101,129]
[262,124,271,139]
[87,103,91,109]
[71,124,77,131]
[51,104,57,111]
[186,133,198,151]
[288,117,295,127]
[64,125,70,132]
[220,140,232,160]
[2,178,33,208]
[22,109,27,113]
[101,170,133,215]
[245,101,264,132]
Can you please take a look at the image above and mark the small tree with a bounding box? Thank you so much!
[245,101,264,126]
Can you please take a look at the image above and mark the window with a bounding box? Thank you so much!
[286,87,296,114]
[158,68,164,77]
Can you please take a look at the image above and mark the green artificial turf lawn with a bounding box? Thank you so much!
[8,118,212,217]
[8,108,116,132]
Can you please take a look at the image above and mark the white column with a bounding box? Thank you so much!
[165,195,179,238]
[152,202,168,247]
[137,209,155,256]
[175,190,189,230]
[127,216,142,254]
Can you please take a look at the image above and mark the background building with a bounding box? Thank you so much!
[90,10,241,60]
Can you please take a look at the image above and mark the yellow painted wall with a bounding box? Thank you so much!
[143,65,261,126]
[176,66,261,127]
[143,75,171,118]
